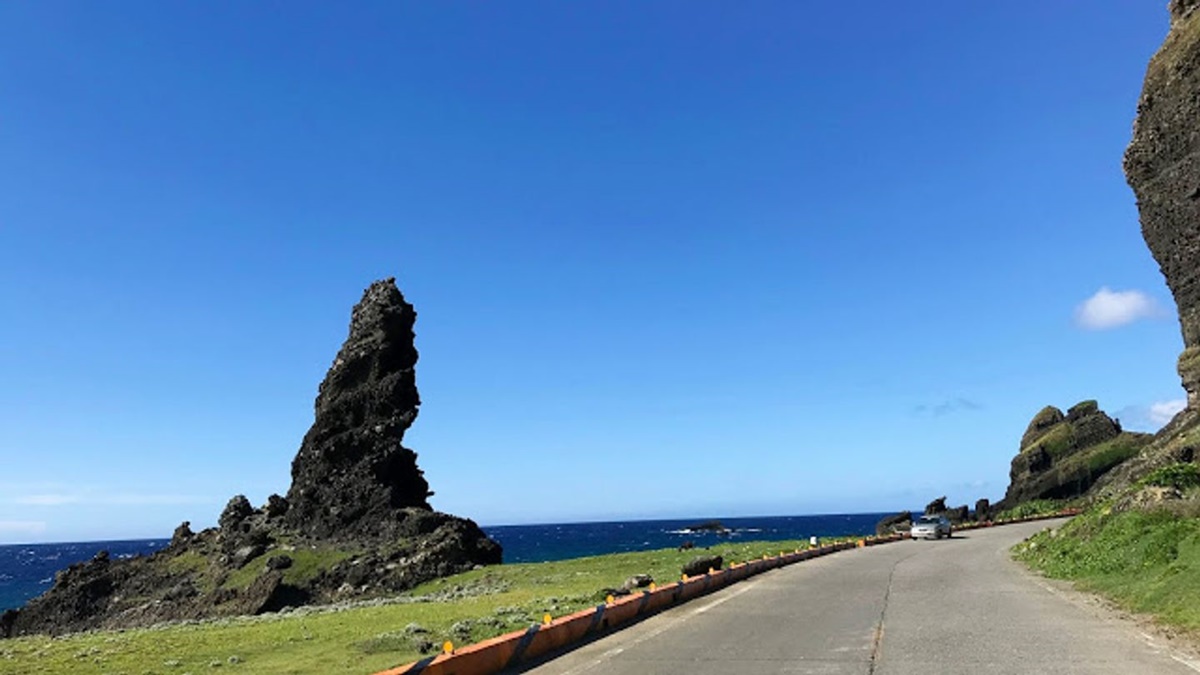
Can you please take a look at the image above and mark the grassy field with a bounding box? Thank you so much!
[0,537,837,675]
[1014,502,1200,631]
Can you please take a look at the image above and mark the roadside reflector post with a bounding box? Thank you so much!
[443,641,454,655]
[543,613,552,626]
[810,536,818,547]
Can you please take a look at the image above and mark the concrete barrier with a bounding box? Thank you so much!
[375,511,1076,675]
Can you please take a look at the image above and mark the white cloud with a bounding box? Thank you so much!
[1075,287,1164,330]
[1149,399,1188,426]
[0,520,47,536]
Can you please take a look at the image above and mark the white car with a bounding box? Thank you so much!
[911,515,952,540]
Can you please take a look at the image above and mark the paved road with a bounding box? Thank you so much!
[521,519,1199,675]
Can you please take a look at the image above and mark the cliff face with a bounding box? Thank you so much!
[1087,3,1200,498]
[1000,401,1150,507]
[1125,0,1200,410]
[5,279,501,638]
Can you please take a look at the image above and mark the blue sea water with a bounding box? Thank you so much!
[0,539,170,614]
[0,512,893,612]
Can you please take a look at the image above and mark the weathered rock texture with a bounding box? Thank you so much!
[975,499,991,522]
[1126,2,1200,411]
[1087,5,1200,498]
[875,511,912,536]
[6,279,501,637]
[923,497,948,515]
[999,401,1151,508]
[285,279,433,540]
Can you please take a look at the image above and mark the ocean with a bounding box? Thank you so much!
[0,512,893,612]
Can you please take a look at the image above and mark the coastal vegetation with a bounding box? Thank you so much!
[995,499,1071,521]
[1015,507,1200,630]
[0,537,837,675]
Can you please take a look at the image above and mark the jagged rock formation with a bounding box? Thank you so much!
[999,401,1151,508]
[286,279,432,541]
[6,279,502,638]
[975,499,991,522]
[875,511,912,536]
[1127,0,1200,412]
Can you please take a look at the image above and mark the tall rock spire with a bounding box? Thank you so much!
[285,278,434,539]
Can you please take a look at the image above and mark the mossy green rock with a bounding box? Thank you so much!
[1002,402,1150,508]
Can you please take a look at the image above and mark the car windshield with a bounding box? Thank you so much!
[916,517,940,524]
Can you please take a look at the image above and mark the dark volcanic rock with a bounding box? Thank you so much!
[686,520,729,534]
[946,505,969,523]
[875,511,912,536]
[1126,5,1200,411]
[169,521,193,548]
[682,555,723,577]
[6,278,501,639]
[285,278,433,541]
[263,494,289,518]
[622,574,654,592]
[975,499,991,522]
[1000,401,1151,508]
[924,497,947,515]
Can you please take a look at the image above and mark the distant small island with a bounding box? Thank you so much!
[687,520,730,534]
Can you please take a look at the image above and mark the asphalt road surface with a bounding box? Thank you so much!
[520,519,1200,675]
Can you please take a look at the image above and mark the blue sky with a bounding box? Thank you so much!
[0,1,1186,543]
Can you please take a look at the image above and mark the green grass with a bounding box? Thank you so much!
[1025,423,1075,458]
[996,499,1069,520]
[1014,508,1200,630]
[222,547,356,591]
[0,537,847,675]
[1139,463,1200,490]
[1077,434,1145,475]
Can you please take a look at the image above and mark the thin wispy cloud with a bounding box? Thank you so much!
[1075,287,1164,330]
[914,398,983,417]
[1149,399,1187,426]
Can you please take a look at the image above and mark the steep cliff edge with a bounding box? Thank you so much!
[1086,1,1200,498]
[1126,0,1200,413]
[4,279,501,638]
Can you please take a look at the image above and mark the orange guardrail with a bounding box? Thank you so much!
[375,511,1075,675]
